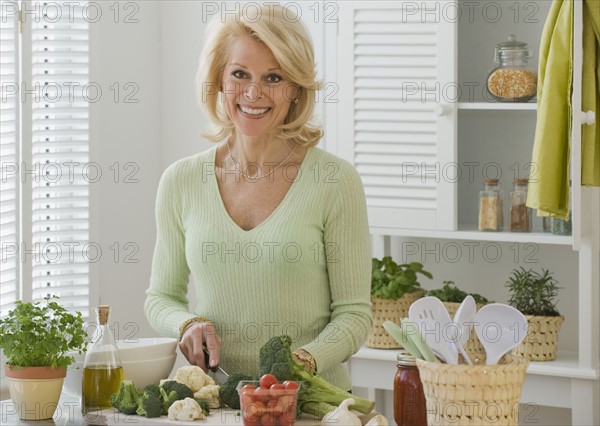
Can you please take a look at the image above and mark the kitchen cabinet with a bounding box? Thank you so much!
[335,1,599,425]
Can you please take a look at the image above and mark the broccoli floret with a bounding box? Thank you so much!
[109,380,141,415]
[159,380,194,414]
[218,372,254,409]
[258,335,375,419]
[195,399,211,416]
[159,380,194,399]
[143,383,161,399]
[136,391,163,418]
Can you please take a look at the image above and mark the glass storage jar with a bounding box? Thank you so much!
[486,34,537,102]
[479,178,504,231]
[509,178,531,232]
[393,351,427,426]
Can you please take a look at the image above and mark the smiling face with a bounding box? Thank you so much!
[221,36,297,139]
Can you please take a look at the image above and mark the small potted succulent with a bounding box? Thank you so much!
[424,280,490,316]
[368,257,432,349]
[506,267,564,361]
[424,281,490,353]
[0,296,89,420]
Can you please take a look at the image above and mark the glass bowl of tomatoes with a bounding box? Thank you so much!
[237,374,300,426]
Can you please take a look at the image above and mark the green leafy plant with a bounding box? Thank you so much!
[0,296,89,368]
[371,257,432,300]
[506,267,561,316]
[424,281,489,304]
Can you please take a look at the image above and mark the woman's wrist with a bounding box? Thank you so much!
[178,316,211,340]
[293,349,317,373]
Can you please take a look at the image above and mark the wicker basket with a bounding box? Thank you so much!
[512,315,564,361]
[367,290,424,349]
[442,301,489,355]
[416,353,529,426]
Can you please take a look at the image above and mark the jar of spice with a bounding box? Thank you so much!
[479,178,504,231]
[509,178,531,232]
[487,34,537,102]
[394,351,427,426]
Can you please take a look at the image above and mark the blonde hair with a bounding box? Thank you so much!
[196,3,323,147]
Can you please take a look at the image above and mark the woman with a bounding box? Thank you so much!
[144,4,371,391]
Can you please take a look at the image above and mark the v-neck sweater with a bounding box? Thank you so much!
[144,144,372,389]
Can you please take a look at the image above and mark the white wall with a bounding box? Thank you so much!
[90,2,162,337]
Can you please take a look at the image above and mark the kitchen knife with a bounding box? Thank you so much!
[203,346,229,384]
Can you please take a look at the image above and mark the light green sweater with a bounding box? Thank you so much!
[144,145,372,390]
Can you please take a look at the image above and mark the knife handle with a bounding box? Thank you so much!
[203,346,218,372]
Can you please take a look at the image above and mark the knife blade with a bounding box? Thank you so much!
[203,346,229,384]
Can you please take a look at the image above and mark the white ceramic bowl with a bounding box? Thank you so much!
[63,337,178,397]
[121,354,177,388]
[117,337,178,361]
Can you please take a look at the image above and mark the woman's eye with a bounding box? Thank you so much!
[265,74,283,84]
[232,70,246,79]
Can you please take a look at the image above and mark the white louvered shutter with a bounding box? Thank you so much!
[338,1,457,231]
[27,2,90,316]
[0,0,20,314]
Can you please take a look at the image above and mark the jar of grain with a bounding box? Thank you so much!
[479,178,504,231]
[486,34,537,102]
[509,178,531,232]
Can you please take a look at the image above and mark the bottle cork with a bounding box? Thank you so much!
[96,305,111,325]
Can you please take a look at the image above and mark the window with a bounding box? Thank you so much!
[1,0,90,318]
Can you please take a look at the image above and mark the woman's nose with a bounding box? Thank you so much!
[244,82,264,102]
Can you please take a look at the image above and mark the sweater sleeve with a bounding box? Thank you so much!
[302,163,373,372]
[144,162,195,338]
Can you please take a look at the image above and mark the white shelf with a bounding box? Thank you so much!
[351,346,599,381]
[458,102,538,111]
[370,225,573,245]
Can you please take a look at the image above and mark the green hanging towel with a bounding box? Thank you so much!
[582,0,600,187]
[527,0,573,220]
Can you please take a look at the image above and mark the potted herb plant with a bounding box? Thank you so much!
[368,257,432,348]
[424,280,491,353]
[0,296,89,420]
[424,280,490,316]
[506,267,564,361]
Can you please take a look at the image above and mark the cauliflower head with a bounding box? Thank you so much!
[167,398,206,421]
[194,384,221,409]
[173,365,215,391]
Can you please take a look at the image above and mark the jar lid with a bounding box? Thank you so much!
[484,178,499,185]
[495,34,532,60]
[496,34,528,50]
[397,350,417,366]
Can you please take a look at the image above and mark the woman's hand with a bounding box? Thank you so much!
[178,321,221,373]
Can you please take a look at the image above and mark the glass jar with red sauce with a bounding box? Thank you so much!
[393,351,427,426]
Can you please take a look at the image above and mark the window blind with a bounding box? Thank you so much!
[1,1,91,318]
[0,0,19,314]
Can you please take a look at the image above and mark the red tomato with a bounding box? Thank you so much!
[279,411,294,426]
[253,387,271,403]
[243,383,256,391]
[259,373,278,389]
[260,413,278,426]
[282,380,299,390]
[244,400,265,420]
[270,383,285,390]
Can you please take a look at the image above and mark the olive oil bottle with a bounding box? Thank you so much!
[82,305,123,413]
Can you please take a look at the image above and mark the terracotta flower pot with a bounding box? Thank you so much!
[5,364,67,420]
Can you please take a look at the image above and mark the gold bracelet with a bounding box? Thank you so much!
[178,316,211,341]
[293,349,317,374]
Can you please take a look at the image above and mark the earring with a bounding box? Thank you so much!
[293,98,299,104]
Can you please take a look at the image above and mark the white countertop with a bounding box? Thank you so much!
[0,395,348,426]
